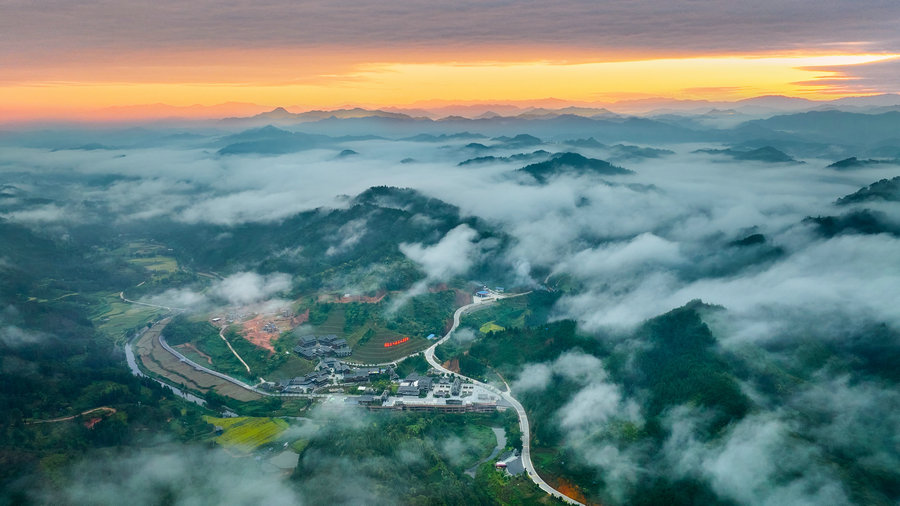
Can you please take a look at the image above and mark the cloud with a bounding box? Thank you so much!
[451,327,477,344]
[138,272,292,310]
[797,56,900,95]
[213,272,292,306]
[34,444,304,506]
[0,324,45,347]
[399,224,482,281]
[663,408,851,506]
[4,0,900,69]
[326,218,368,256]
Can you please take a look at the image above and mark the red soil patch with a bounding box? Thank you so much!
[454,289,472,307]
[554,477,591,505]
[241,314,296,353]
[84,417,103,429]
[443,358,460,373]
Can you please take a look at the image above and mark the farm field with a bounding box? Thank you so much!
[90,292,161,342]
[266,354,317,381]
[135,320,262,402]
[128,255,178,273]
[351,326,429,364]
[460,293,541,332]
[479,321,505,334]
[203,416,289,453]
[306,305,430,364]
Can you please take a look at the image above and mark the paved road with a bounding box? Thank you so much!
[122,312,328,402]
[122,287,581,503]
[119,291,185,312]
[424,295,584,506]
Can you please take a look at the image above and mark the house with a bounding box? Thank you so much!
[343,369,370,383]
[397,385,420,396]
[460,383,474,397]
[400,374,433,394]
[334,346,352,357]
[357,395,380,406]
[330,338,348,349]
[298,335,317,347]
[319,334,338,345]
[434,377,452,397]
[451,377,462,396]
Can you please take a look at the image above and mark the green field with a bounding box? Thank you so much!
[128,255,178,273]
[479,321,506,334]
[305,305,430,364]
[461,292,557,332]
[89,292,161,342]
[203,416,289,453]
[267,354,316,381]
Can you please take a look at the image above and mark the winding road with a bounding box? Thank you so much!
[121,288,582,504]
[424,295,584,506]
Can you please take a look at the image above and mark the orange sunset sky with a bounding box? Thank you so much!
[2,0,900,120]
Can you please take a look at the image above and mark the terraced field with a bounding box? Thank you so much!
[351,328,429,364]
[306,306,430,364]
[135,321,262,402]
[204,416,289,453]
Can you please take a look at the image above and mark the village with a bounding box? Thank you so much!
[262,332,503,413]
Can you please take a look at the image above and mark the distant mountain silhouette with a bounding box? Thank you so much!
[827,157,899,170]
[695,146,798,163]
[516,152,633,183]
[836,176,900,205]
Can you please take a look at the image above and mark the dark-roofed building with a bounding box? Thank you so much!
[298,334,317,346]
[334,346,352,357]
[397,385,420,396]
[343,370,370,383]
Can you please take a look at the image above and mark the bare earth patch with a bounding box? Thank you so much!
[240,309,308,353]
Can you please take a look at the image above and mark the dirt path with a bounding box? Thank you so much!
[28,406,117,425]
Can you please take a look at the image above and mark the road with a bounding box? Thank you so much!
[27,406,117,425]
[123,314,331,402]
[119,291,185,312]
[217,325,252,375]
[121,286,581,504]
[424,294,584,506]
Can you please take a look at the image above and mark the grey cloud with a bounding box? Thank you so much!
[663,408,851,506]
[3,0,900,67]
[399,224,482,281]
[0,324,46,347]
[326,218,368,256]
[798,57,900,95]
[35,444,304,506]
[139,271,293,310]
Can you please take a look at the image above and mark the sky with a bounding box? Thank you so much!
[2,0,900,119]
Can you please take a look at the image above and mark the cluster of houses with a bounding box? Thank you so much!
[266,358,392,394]
[292,334,352,359]
[224,310,251,324]
[396,373,475,399]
